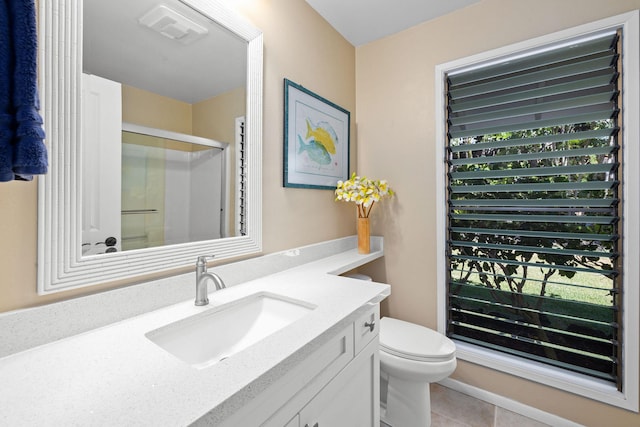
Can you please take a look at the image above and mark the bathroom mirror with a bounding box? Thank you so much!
[37,0,263,294]
[81,0,247,253]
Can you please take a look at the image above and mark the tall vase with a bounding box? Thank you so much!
[357,217,370,254]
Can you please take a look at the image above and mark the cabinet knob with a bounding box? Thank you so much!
[364,321,375,332]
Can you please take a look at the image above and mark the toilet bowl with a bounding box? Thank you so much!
[342,274,456,426]
[379,317,456,427]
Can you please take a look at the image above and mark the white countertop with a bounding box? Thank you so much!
[0,240,390,426]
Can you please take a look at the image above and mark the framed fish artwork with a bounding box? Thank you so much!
[283,78,350,189]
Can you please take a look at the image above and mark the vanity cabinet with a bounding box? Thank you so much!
[214,303,380,427]
[297,338,379,427]
[275,304,380,427]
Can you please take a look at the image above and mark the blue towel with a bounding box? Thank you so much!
[0,0,47,182]
[0,0,14,182]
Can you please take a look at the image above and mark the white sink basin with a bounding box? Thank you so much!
[145,292,316,369]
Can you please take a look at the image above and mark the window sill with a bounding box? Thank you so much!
[454,341,637,412]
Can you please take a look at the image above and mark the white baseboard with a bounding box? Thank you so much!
[438,378,584,427]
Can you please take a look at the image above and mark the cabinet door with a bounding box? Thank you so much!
[226,325,354,427]
[299,337,379,427]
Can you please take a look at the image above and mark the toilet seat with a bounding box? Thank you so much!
[380,317,455,363]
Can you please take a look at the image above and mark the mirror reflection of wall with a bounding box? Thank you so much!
[81,0,247,255]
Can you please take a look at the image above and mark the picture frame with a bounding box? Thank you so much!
[283,79,350,189]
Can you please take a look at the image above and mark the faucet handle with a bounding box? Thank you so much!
[196,255,216,266]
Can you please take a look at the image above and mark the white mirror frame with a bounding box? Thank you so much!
[37,0,263,294]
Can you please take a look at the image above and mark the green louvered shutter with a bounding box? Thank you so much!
[445,31,622,386]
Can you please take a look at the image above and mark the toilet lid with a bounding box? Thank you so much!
[380,317,456,362]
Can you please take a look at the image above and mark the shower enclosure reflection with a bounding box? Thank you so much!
[121,127,228,252]
[82,123,230,255]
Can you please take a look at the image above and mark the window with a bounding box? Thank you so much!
[236,116,247,236]
[435,12,639,410]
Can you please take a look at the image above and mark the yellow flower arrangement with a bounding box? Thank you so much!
[335,173,394,218]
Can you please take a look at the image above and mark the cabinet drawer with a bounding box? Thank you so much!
[260,324,355,427]
[354,303,379,355]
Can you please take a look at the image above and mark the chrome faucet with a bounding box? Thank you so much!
[195,255,226,306]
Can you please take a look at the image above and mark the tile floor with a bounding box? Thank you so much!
[381,384,550,427]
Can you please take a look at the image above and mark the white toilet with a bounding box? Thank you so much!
[343,274,456,426]
[379,317,456,427]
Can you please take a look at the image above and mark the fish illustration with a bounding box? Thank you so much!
[298,135,331,165]
[306,119,337,155]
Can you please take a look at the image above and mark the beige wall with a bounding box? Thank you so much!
[356,1,640,426]
[193,86,245,144]
[0,0,356,311]
[236,0,357,253]
[122,85,192,134]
